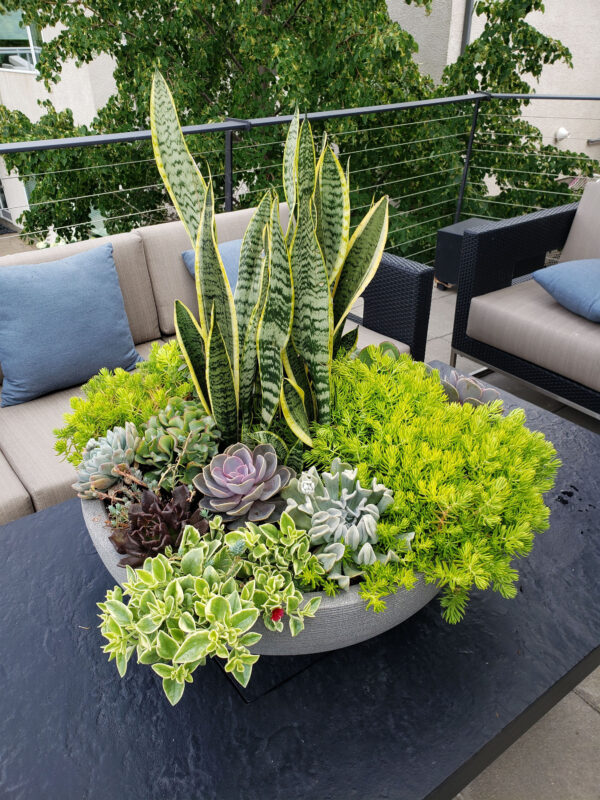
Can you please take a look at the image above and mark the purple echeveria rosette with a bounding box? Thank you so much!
[193,443,295,528]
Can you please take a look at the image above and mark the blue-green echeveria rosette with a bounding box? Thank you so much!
[281,458,406,590]
[193,443,295,529]
[73,421,141,499]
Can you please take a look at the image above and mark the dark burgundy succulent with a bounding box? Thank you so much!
[109,485,207,568]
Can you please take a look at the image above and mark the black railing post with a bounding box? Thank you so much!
[224,130,233,212]
[454,96,483,223]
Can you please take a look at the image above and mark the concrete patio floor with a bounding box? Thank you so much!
[426,286,600,800]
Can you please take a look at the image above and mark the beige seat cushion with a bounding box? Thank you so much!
[0,339,160,514]
[560,180,600,263]
[467,280,600,391]
[0,449,34,525]
[138,205,290,336]
[0,232,160,345]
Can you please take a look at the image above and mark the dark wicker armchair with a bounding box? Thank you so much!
[351,252,434,362]
[450,202,600,419]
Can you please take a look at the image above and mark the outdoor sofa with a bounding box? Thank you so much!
[451,181,600,420]
[0,204,434,525]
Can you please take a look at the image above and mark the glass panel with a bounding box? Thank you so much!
[0,12,40,71]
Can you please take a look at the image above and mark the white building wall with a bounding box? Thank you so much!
[0,24,117,226]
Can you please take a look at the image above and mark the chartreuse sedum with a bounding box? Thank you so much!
[150,71,389,449]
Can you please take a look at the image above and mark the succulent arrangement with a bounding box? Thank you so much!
[281,459,399,589]
[136,397,220,490]
[73,422,141,499]
[194,443,294,528]
[108,485,206,567]
[62,71,560,705]
[437,368,502,407]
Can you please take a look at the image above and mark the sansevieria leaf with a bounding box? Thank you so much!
[282,108,300,235]
[332,196,389,337]
[256,197,293,427]
[206,306,238,443]
[289,119,333,423]
[150,71,206,244]
[234,191,271,345]
[280,379,313,447]
[239,246,268,424]
[195,184,239,398]
[282,339,314,420]
[173,300,210,414]
[318,146,350,284]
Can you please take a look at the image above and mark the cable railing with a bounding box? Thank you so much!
[0,92,598,266]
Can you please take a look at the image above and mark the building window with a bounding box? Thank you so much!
[0,11,41,72]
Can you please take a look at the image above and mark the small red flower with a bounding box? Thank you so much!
[271,607,284,622]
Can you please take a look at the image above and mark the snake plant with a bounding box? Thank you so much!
[150,72,389,448]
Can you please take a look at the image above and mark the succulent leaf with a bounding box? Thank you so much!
[73,422,140,499]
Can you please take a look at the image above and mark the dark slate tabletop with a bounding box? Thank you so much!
[1,383,599,800]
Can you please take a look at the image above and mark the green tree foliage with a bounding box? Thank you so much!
[0,0,595,260]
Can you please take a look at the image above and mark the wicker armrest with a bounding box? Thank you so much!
[360,252,434,362]
[453,202,578,348]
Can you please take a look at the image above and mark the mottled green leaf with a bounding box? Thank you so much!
[206,306,238,442]
[256,197,293,426]
[282,107,300,235]
[195,184,239,392]
[333,196,389,336]
[234,191,271,344]
[150,71,206,244]
[173,631,211,663]
[318,145,350,283]
[174,300,210,414]
[280,379,313,447]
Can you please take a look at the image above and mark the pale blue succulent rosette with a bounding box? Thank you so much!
[281,457,413,590]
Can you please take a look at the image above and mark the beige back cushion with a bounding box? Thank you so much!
[138,204,290,336]
[0,231,160,345]
[559,180,600,263]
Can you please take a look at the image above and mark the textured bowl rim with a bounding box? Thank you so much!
[82,497,439,655]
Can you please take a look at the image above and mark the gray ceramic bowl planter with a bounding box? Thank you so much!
[82,499,439,656]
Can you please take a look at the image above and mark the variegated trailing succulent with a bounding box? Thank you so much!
[281,458,410,590]
[150,71,389,452]
[99,517,321,705]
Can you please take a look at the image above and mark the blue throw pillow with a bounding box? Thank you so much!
[533,259,600,323]
[182,238,243,290]
[0,243,141,406]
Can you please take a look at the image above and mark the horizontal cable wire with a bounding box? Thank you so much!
[349,149,464,176]
[340,131,467,159]
[480,112,600,122]
[388,229,438,248]
[0,148,223,182]
[460,211,503,220]
[471,146,597,161]
[3,172,226,214]
[349,167,459,194]
[331,113,469,138]
[404,245,437,259]
[233,161,281,174]
[388,181,461,202]
[463,196,542,210]
[233,137,286,150]
[390,211,454,234]
[470,164,562,178]
[483,184,580,197]
[388,198,455,218]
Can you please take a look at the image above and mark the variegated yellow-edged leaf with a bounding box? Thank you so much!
[319,146,350,284]
[280,379,313,447]
[282,340,315,421]
[282,107,300,236]
[174,300,210,414]
[256,196,293,427]
[334,325,360,358]
[234,191,271,345]
[206,306,238,443]
[195,183,239,398]
[244,429,289,463]
[239,248,268,424]
[289,118,333,423]
[332,196,389,337]
[150,71,206,245]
